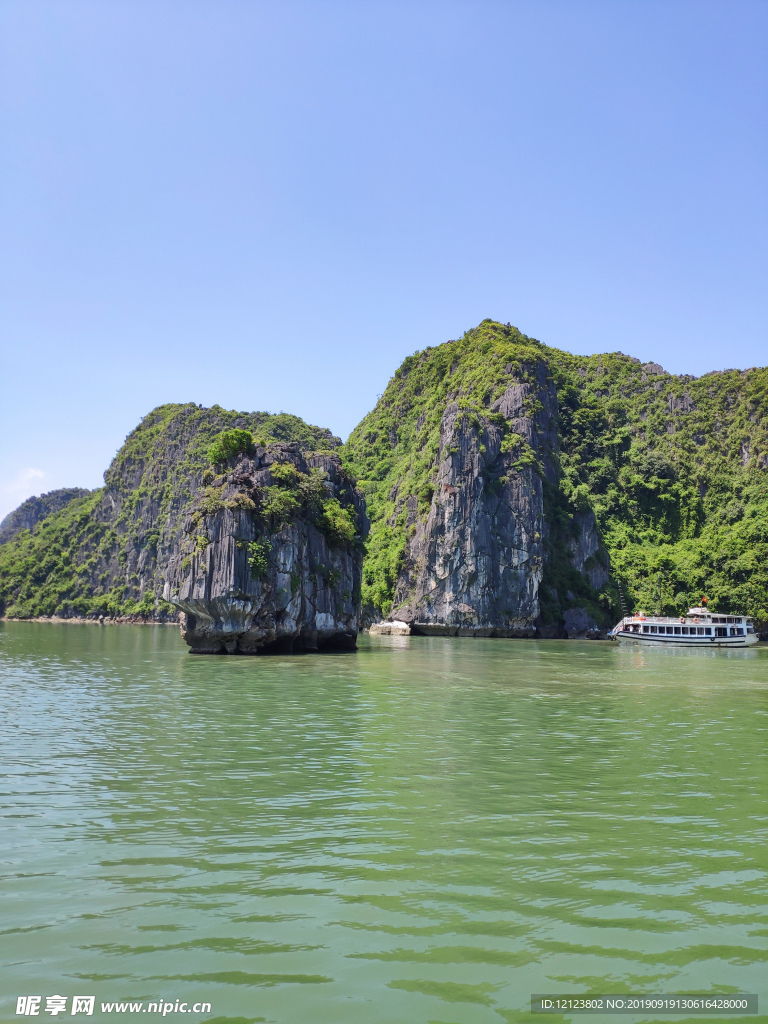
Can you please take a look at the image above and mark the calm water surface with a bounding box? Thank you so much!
[1,623,767,1024]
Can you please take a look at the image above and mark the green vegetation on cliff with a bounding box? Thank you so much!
[2,327,767,629]
[195,455,361,548]
[0,404,340,619]
[0,487,92,546]
[0,490,119,619]
[343,320,768,626]
[342,322,551,616]
[546,348,768,621]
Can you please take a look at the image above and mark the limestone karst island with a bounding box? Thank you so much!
[1,320,767,651]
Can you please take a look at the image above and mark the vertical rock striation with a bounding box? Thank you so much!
[390,365,557,635]
[167,444,367,653]
[343,321,612,637]
[0,404,348,623]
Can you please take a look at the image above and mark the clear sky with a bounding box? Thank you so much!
[1,0,766,520]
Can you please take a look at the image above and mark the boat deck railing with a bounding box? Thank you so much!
[621,615,705,625]
[620,614,750,625]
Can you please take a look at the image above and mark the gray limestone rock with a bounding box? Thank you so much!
[388,361,559,637]
[562,605,604,639]
[642,361,668,376]
[568,510,610,592]
[369,620,411,635]
[366,354,612,640]
[166,444,367,654]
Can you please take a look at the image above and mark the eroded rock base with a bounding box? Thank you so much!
[184,624,357,654]
[168,443,367,656]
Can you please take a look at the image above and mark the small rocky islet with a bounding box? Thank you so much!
[2,320,767,651]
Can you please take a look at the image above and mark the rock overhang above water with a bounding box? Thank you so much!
[167,443,368,655]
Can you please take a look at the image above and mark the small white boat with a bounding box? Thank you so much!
[610,606,758,647]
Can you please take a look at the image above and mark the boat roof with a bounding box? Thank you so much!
[623,609,751,621]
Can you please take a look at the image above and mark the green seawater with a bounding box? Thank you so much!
[1,623,767,1024]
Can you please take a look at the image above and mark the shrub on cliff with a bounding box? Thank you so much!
[258,462,362,547]
[207,428,256,465]
[247,538,271,579]
[317,499,358,547]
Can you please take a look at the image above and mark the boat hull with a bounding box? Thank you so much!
[613,630,758,648]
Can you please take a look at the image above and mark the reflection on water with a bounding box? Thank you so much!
[1,623,767,1023]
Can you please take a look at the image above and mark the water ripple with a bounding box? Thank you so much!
[1,623,767,1022]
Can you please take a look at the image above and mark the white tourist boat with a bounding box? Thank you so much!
[610,606,758,647]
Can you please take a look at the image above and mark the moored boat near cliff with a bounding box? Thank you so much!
[610,606,758,647]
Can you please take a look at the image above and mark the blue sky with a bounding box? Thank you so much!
[1,0,766,519]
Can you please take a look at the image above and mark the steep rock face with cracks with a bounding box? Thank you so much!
[384,366,556,636]
[344,322,609,638]
[0,404,344,625]
[345,318,768,635]
[5,321,768,638]
[167,443,367,654]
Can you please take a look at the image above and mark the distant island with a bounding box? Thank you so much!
[1,320,766,649]
[0,488,91,545]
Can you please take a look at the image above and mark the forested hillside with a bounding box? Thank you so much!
[2,324,767,632]
[0,404,339,619]
[546,343,768,621]
[0,488,91,545]
[343,321,768,628]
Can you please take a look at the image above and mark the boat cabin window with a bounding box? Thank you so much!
[642,625,649,633]
[715,627,727,637]
[674,626,681,634]
[650,625,657,633]
[705,627,712,635]
[697,627,705,635]
[681,627,688,635]
[666,626,673,634]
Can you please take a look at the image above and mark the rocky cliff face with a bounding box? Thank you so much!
[7,322,764,634]
[0,404,346,624]
[389,365,556,636]
[0,488,91,545]
[166,444,366,653]
[343,322,611,637]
